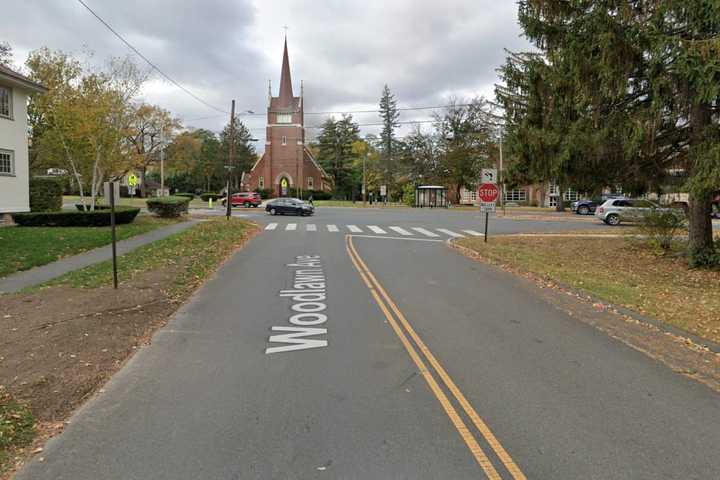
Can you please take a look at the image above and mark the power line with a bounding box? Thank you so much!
[76,0,229,114]
[305,119,437,129]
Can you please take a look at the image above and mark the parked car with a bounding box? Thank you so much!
[265,198,314,216]
[571,198,602,215]
[221,192,262,208]
[595,198,677,225]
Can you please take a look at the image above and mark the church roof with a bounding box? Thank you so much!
[271,36,299,111]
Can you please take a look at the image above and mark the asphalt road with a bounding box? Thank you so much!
[17,208,720,479]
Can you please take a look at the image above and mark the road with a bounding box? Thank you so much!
[17,207,720,479]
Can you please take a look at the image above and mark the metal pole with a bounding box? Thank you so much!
[363,150,367,206]
[160,127,165,196]
[484,211,489,243]
[227,100,236,220]
[110,182,118,289]
[499,126,505,216]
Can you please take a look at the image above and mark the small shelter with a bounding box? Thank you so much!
[415,185,448,208]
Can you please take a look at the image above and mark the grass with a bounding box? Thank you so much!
[0,392,35,474]
[457,235,720,344]
[63,195,208,209]
[40,217,254,293]
[0,216,179,278]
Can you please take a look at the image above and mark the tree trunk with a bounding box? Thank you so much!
[687,100,715,261]
[555,182,566,212]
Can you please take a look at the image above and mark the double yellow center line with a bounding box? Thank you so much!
[346,235,527,480]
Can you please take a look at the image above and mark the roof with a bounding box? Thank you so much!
[277,36,294,108]
[0,64,47,93]
[417,185,448,190]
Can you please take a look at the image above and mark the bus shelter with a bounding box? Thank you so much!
[415,185,449,208]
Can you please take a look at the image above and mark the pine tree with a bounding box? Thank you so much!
[317,115,360,199]
[379,85,400,195]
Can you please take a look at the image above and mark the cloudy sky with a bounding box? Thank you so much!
[4,0,530,149]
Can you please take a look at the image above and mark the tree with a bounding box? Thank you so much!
[316,115,360,199]
[402,126,441,184]
[26,49,144,209]
[126,103,180,196]
[0,42,12,66]
[515,1,720,263]
[435,99,495,202]
[379,85,400,193]
[219,118,256,191]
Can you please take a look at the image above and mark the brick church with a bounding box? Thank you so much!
[244,37,331,197]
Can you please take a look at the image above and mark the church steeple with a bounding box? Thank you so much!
[277,36,294,108]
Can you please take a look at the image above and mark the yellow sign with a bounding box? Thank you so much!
[128,174,138,187]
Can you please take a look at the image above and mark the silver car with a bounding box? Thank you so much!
[595,198,668,225]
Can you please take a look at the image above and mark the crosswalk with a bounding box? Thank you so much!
[263,222,484,239]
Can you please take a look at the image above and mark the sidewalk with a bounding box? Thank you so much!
[0,220,201,294]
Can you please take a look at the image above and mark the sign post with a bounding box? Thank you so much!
[103,181,120,289]
[380,185,387,205]
[477,178,499,243]
[127,173,138,198]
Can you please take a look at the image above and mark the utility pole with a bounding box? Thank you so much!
[226,100,236,220]
[160,126,165,196]
[499,125,505,216]
[363,150,367,207]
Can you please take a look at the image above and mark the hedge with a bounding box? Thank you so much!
[75,204,111,211]
[29,177,63,212]
[146,196,190,218]
[200,192,222,202]
[173,192,195,200]
[13,207,140,227]
[299,189,332,201]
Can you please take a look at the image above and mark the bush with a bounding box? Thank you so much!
[174,192,195,200]
[200,192,222,202]
[299,189,332,201]
[256,188,274,200]
[689,241,720,268]
[638,209,687,251]
[13,207,140,226]
[29,177,63,212]
[146,196,190,217]
[402,183,415,206]
[75,204,111,211]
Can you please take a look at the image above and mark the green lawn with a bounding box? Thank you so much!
[41,217,254,292]
[0,216,178,278]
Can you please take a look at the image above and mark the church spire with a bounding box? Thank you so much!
[277,35,294,108]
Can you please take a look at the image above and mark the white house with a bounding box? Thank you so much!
[0,64,47,222]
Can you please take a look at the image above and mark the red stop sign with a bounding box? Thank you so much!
[478,183,499,203]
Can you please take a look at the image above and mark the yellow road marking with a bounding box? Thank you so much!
[345,237,502,479]
[347,235,528,480]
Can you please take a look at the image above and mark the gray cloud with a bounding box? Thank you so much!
[3,0,529,146]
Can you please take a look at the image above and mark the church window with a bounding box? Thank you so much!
[258,176,264,189]
[281,136,287,145]
[277,113,291,124]
[307,176,314,189]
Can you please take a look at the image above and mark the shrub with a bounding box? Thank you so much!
[299,189,332,201]
[75,204,111,211]
[689,240,720,268]
[13,207,140,226]
[146,196,190,218]
[174,192,195,200]
[638,209,687,251]
[402,183,415,206]
[29,177,63,212]
[256,188,274,200]
[200,192,222,202]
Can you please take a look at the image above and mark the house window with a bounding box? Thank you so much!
[0,150,14,175]
[563,189,579,202]
[277,114,291,124]
[0,86,11,119]
[307,176,314,189]
[281,136,287,146]
[548,183,559,196]
[258,176,265,189]
[504,189,527,202]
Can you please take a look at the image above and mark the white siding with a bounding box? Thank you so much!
[0,86,30,213]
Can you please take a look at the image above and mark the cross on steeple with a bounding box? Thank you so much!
[283,25,289,36]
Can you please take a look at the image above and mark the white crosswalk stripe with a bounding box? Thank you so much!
[463,230,484,236]
[368,225,387,234]
[265,223,278,231]
[437,228,465,238]
[347,225,362,233]
[389,226,412,236]
[286,223,297,231]
[412,227,439,237]
[327,224,339,232]
[306,224,317,231]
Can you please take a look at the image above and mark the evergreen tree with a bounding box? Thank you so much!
[379,85,400,193]
[316,115,360,199]
[220,118,256,190]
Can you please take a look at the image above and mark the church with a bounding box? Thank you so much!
[244,38,331,197]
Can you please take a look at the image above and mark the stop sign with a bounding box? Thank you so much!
[478,183,499,203]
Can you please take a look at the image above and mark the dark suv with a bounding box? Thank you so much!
[222,192,262,208]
